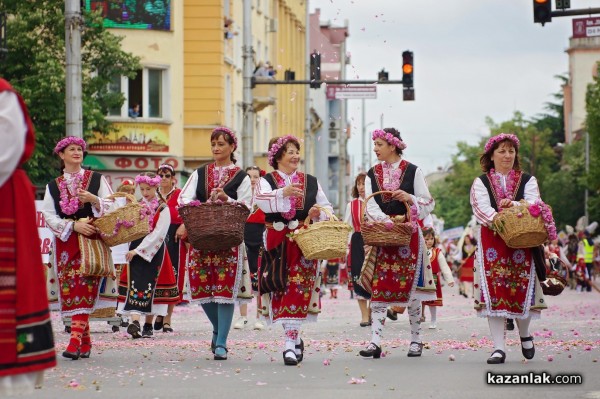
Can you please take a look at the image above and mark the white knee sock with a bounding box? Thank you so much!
[282,323,299,353]
[407,298,422,343]
[488,317,506,356]
[516,316,533,349]
[370,306,387,346]
[429,306,437,324]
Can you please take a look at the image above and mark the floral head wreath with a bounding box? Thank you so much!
[371,129,407,150]
[134,174,161,187]
[268,135,299,167]
[158,164,174,173]
[212,126,238,150]
[484,133,520,153]
[120,179,135,186]
[54,136,86,154]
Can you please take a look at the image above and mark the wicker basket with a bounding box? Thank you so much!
[90,307,115,318]
[179,202,250,251]
[361,191,413,247]
[292,206,352,260]
[93,193,150,247]
[492,200,548,248]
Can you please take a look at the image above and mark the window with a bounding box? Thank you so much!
[108,67,168,120]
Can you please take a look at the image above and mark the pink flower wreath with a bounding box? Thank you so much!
[268,135,299,167]
[53,136,86,154]
[371,129,407,150]
[135,174,162,187]
[484,133,520,153]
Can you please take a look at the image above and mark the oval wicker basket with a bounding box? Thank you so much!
[492,200,548,248]
[93,193,150,247]
[179,202,250,251]
[292,206,352,260]
[361,191,413,247]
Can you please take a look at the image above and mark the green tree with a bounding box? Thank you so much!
[585,66,600,224]
[0,0,139,186]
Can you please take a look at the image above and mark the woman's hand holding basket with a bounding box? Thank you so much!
[390,189,412,203]
[74,219,98,237]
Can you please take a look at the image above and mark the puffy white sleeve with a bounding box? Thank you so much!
[134,207,171,262]
[0,91,27,188]
[412,168,435,220]
[343,202,354,233]
[363,175,390,222]
[314,182,334,221]
[254,177,291,214]
[437,251,454,283]
[41,186,74,241]
[92,175,115,217]
[523,176,541,204]
[178,170,199,205]
[470,177,496,226]
[233,175,252,206]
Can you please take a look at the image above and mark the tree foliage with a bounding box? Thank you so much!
[0,0,139,186]
[585,66,600,224]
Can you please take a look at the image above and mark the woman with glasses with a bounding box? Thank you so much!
[148,164,184,333]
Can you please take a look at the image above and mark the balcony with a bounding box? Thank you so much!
[252,78,276,112]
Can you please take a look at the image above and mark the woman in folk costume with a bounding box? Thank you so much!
[0,79,56,395]
[117,172,179,339]
[153,163,184,333]
[41,136,114,360]
[359,128,436,359]
[470,133,550,364]
[233,166,267,331]
[178,127,252,361]
[343,173,371,327]
[458,235,476,298]
[254,135,333,366]
[420,227,454,329]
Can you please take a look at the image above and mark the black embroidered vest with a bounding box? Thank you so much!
[195,165,247,202]
[47,171,102,219]
[263,172,318,223]
[479,172,532,212]
[367,162,417,216]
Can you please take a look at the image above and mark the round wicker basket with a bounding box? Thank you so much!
[361,191,413,247]
[179,202,250,251]
[93,193,150,247]
[492,200,548,248]
[292,206,352,260]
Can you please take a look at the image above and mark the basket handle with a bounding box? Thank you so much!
[361,190,411,224]
[105,192,138,204]
[303,205,338,226]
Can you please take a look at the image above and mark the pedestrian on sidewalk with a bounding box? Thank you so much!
[0,78,56,395]
[117,172,179,339]
[41,136,114,360]
[178,127,252,360]
[470,133,549,364]
[359,128,436,359]
[254,135,334,366]
[343,172,372,327]
[420,228,454,329]
[233,166,266,331]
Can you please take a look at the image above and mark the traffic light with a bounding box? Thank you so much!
[533,0,552,25]
[378,69,389,82]
[402,51,414,89]
[310,51,321,89]
[284,69,296,81]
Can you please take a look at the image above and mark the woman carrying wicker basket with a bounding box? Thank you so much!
[470,133,549,364]
[117,172,179,339]
[41,136,114,360]
[359,128,436,359]
[178,127,252,361]
[254,135,333,366]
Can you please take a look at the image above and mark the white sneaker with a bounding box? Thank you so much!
[429,323,437,329]
[233,317,248,329]
[253,320,265,330]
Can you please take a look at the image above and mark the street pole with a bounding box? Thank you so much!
[242,0,255,167]
[304,2,312,175]
[362,99,367,171]
[338,34,348,213]
[65,0,83,138]
[585,130,590,222]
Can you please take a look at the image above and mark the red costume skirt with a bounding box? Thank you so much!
[422,274,443,306]
[476,226,536,317]
[186,245,244,304]
[265,228,320,323]
[459,256,475,282]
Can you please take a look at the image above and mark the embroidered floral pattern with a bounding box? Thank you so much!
[485,247,498,262]
[489,168,519,201]
[58,173,83,215]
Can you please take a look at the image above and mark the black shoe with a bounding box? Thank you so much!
[211,331,217,354]
[153,316,164,331]
[407,342,423,357]
[62,349,80,360]
[80,349,91,359]
[163,323,173,333]
[386,308,398,321]
[506,319,515,331]
[359,321,371,327]
[283,349,298,365]
[295,339,304,363]
[520,336,535,359]
[359,343,382,359]
[214,345,228,360]
[127,320,142,339]
[142,323,153,338]
[487,349,506,364]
